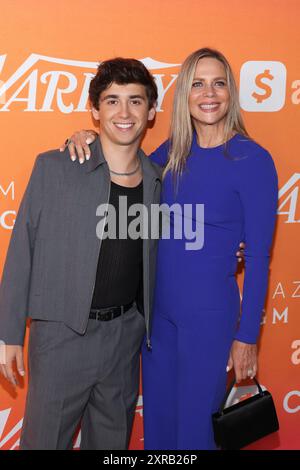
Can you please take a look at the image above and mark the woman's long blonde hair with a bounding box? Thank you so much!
[163,48,249,179]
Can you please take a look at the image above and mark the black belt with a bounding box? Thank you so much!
[89,301,134,321]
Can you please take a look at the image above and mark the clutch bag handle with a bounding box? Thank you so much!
[219,376,264,414]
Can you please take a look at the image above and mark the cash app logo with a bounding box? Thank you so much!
[252,69,273,103]
[239,61,286,111]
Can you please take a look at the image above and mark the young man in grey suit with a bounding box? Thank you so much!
[0,58,161,449]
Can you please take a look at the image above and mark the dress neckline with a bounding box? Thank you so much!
[192,133,241,151]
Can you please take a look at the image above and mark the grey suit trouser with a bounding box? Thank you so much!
[19,304,145,450]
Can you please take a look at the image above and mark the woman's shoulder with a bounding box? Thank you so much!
[149,139,170,167]
[231,134,278,190]
[231,134,276,168]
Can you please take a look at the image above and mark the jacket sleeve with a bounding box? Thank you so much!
[234,149,278,344]
[0,155,44,345]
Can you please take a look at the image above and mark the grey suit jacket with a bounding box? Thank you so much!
[0,138,162,346]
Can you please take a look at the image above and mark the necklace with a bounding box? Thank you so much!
[109,159,140,176]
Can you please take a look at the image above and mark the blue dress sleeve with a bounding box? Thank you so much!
[149,140,170,168]
[234,147,278,344]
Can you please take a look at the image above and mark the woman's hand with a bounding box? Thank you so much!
[60,129,98,163]
[236,241,245,263]
[226,339,257,383]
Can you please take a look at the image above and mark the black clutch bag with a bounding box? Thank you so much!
[212,377,279,450]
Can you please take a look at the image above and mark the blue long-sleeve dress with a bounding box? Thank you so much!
[141,133,278,450]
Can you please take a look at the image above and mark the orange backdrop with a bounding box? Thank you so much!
[0,0,299,450]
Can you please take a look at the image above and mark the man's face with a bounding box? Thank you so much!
[92,82,156,147]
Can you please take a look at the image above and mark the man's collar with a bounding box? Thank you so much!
[138,147,162,182]
[86,137,161,182]
[85,137,106,173]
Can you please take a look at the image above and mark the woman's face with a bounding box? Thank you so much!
[188,57,230,130]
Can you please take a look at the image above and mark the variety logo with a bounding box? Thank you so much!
[239,61,287,112]
[1,55,299,114]
[278,173,300,223]
[0,54,179,114]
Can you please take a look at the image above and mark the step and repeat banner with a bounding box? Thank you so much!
[0,0,299,450]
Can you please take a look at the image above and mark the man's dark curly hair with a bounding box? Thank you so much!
[89,58,158,110]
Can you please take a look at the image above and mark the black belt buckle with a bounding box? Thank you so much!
[90,303,131,322]
[97,307,117,321]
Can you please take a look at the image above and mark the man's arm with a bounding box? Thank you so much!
[0,156,44,345]
[0,156,44,387]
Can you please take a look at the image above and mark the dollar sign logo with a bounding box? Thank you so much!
[252,69,274,103]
